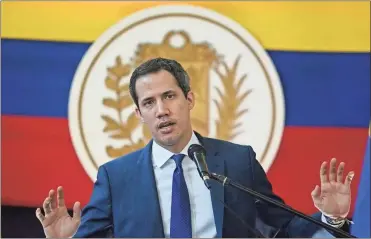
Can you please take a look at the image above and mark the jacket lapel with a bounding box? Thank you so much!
[196,133,226,238]
[133,140,165,237]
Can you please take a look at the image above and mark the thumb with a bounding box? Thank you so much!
[311,185,321,206]
[73,201,81,222]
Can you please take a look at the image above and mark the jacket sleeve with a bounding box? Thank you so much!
[73,165,113,238]
[247,146,329,238]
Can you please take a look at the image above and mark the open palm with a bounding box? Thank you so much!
[311,158,354,218]
[36,187,81,238]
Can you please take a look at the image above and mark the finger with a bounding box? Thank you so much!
[35,208,45,222]
[329,158,337,183]
[57,186,65,208]
[49,189,57,210]
[320,161,328,184]
[43,197,52,215]
[345,171,355,187]
[73,201,81,221]
[337,162,345,183]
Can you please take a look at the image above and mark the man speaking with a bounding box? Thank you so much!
[36,58,354,238]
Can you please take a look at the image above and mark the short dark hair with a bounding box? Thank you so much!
[129,57,191,108]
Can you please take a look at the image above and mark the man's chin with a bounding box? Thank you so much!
[161,136,178,146]
[157,133,180,146]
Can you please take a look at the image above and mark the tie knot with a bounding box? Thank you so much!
[172,154,186,168]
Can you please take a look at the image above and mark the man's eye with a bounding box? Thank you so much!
[144,100,153,106]
[166,94,175,99]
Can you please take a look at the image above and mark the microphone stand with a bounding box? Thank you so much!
[209,173,356,238]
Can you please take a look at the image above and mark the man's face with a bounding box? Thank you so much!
[135,69,195,149]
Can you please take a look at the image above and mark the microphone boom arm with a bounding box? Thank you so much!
[209,173,355,238]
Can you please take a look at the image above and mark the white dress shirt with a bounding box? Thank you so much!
[151,132,217,238]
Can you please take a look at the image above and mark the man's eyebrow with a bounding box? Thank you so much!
[140,96,154,104]
[162,90,176,95]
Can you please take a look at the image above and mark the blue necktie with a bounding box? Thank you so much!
[170,154,192,238]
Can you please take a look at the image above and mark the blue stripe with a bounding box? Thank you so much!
[1,39,370,127]
[1,39,90,118]
[270,51,370,127]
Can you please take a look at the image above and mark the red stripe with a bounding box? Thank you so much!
[1,115,93,208]
[1,115,368,215]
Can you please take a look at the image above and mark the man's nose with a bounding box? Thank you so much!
[156,100,170,117]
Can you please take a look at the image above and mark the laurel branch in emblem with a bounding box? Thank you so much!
[101,55,251,158]
[213,56,252,141]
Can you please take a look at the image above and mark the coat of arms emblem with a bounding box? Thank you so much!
[68,5,285,181]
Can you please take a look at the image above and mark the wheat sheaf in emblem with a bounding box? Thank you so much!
[101,31,252,159]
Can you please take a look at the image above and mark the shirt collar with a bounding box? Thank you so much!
[152,132,200,168]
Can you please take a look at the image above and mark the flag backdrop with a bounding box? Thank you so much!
[1,1,370,236]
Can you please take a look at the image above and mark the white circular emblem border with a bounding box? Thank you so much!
[68,4,286,181]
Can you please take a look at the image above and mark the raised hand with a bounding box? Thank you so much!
[311,158,354,218]
[36,186,81,238]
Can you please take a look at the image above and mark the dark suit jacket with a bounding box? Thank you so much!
[73,133,330,238]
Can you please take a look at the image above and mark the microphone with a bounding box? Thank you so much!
[187,144,211,188]
[188,144,266,238]
[188,144,356,238]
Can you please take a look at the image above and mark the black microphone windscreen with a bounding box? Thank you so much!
[188,144,206,159]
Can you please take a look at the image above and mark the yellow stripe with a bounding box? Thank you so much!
[2,1,370,52]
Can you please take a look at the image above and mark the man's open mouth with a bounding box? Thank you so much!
[158,121,176,129]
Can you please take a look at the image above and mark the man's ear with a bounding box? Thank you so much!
[135,107,144,123]
[186,91,195,110]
